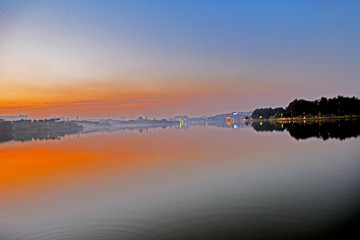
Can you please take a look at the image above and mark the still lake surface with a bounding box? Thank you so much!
[1,122,359,239]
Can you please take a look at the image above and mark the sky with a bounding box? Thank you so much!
[0,0,359,119]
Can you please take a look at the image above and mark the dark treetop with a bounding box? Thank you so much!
[251,96,360,119]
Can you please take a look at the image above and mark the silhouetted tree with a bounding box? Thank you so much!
[251,107,286,119]
[286,96,360,117]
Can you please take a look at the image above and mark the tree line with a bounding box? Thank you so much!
[251,96,360,119]
[0,119,83,144]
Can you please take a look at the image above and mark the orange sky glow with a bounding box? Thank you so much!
[1,1,359,119]
[0,77,299,118]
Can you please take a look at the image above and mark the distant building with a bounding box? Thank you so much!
[173,115,188,122]
[226,117,235,126]
[0,115,29,121]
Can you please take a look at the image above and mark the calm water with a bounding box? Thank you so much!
[1,123,359,239]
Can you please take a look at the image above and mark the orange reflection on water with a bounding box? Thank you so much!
[1,148,100,186]
[0,127,284,200]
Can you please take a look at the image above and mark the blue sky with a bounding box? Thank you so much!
[0,0,359,118]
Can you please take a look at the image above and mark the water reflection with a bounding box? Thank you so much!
[251,119,360,140]
[1,119,360,145]
[0,123,359,239]
[0,120,83,144]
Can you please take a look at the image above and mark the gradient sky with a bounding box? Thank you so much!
[0,0,359,119]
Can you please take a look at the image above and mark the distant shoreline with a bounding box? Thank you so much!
[251,115,360,122]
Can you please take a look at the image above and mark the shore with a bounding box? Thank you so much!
[251,115,360,122]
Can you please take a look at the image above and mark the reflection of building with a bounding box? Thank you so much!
[179,121,187,128]
[173,115,188,128]
[175,121,188,130]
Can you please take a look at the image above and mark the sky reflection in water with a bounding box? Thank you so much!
[0,124,359,239]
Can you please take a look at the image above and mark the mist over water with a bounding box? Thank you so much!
[0,123,359,239]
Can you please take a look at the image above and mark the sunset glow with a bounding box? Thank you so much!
[1,1,359,118]
[1,2,360,239]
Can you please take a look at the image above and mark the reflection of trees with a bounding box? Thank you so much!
[0,120,83,144]
[120,124,169,133]
[251,120,360,141]
[251,122,285,132]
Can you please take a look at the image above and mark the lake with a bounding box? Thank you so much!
[1,121,359,239]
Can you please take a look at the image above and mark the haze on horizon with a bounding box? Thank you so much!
[0,0,359,119]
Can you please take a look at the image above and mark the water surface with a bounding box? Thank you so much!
[1,123,359,239]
